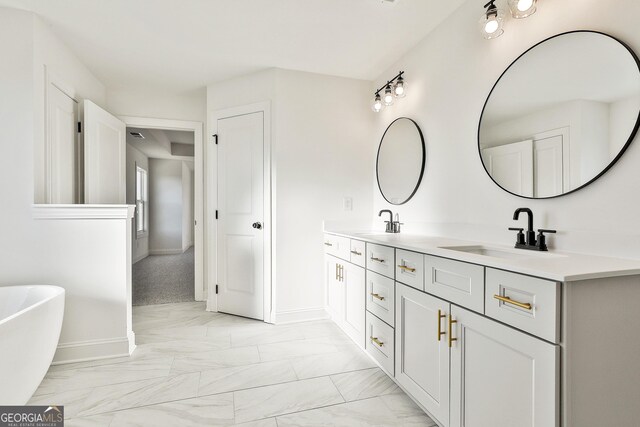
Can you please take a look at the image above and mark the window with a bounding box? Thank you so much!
[136,166,148,236]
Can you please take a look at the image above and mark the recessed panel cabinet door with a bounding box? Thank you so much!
[395,284,450,426]
[325,255,344,326]
[342,263,365,348]
[449,305,559,427]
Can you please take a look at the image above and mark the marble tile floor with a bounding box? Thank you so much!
[29,301,437,426]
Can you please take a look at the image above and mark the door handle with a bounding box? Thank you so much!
[252,222,262,229]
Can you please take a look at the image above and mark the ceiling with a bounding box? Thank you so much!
[127,127,195,164]
[1,0,467,93]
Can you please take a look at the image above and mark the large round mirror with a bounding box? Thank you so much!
[377,117,425,205]
[479,31,640,199]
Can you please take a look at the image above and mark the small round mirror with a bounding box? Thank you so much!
[376,118,425,205]
[479,31,640,199]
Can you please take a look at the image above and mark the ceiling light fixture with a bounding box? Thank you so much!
[479,0,504,40]
[371,71,406,113]
[507,0,537,18]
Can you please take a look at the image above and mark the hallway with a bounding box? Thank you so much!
[133,247,194,306]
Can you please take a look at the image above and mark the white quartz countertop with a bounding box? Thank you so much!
[324,228,640,282]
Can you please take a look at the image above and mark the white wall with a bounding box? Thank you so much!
[149,159,184,254]
[207,68,374,321]
[126,144,149,262]
[370,0,640,260]
[107,88,206,123]
[0,7,133,363]
[182,162,194,251]
[32,16,107,204]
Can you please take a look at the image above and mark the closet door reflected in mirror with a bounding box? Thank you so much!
[377,118,425,205]
[479,31,640,199]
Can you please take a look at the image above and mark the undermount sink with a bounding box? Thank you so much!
[439,245,564,260]
[352,232,430,243]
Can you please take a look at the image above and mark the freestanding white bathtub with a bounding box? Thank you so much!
[0,285,65,404]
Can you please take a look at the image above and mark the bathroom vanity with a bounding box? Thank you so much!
[323,230,640,427]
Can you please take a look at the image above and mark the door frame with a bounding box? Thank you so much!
[208,102,274,323]
[119,116,206,302]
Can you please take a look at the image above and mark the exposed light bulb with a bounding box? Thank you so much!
[394,77,406,98]
[383,85,394,106]
[479,1,504,40]
[508,0,537,18]
[371,94,384,113]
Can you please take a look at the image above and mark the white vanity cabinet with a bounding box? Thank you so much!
[449,305,558,427]
[395,284,451,425]
[324,242,366,348]
[324,231,640,427]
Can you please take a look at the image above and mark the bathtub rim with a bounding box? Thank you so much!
[0,285,65,327]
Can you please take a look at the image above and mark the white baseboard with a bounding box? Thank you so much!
[182,242,194,252]
[52,336,131,365]
[149,249,183,255]
[274,308,329,324]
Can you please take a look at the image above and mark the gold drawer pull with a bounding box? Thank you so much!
[448,314,457,348]
[370,256,385,263]
[437,309,446,341]
[370,293,385,301]
[324,242,333,246]
[398,265,416,273]
[493,295,532,310]
[370,336,384,347]
[351,250,362,256]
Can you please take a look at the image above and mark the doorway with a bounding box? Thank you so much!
[121,117,205,305]
[209,102,273,322]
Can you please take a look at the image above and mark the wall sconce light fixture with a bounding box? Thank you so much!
[371,71,406,113]
[481,0,539,40]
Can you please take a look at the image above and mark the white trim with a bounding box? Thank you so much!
[52,336,131,365]
[148,249,185,255]
[119,116,205,303]
[208,102,274,323]
[32,204,135,220]
[274,308,329,325]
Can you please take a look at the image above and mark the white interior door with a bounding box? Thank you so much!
[533,129,567,197]
[482,140,534,197]
[83,100,126,204]
[217,112,264,320]
[46,84,78,204]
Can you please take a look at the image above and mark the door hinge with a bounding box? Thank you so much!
[213,134,218,145]
[215,210,218,220]
[77,122,82,133]
[215,284,219,294]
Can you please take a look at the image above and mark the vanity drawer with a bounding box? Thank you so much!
[395,249,424,291]
[366,271,395,327]
[485,268,560,343]
[366,243,395,279]
[366,311,395,376]
[324,234,350,261]
[424,255,485,313]
[350,239,366,267]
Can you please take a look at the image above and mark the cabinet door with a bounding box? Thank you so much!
[395,284,450,426]
[343,263,365,348]
[325,255,344,325]
[450,305,559,427]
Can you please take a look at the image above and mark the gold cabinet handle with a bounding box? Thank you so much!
[335,263,339,281]
[398,265,416,273]
[370,293,385,301]
[324,242,333,246]
[370,336,384,347]
[339,265,344,282]
[448,314,457,348]
[437,309,446,341]
[493,294,532,310]
[370,256,385,263]
[350,250,362,256]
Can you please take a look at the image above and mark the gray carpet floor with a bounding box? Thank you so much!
[133,247,195,306]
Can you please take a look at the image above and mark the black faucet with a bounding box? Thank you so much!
[379,210,394,233]
[510,208,556,251]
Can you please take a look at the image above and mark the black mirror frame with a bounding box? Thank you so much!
[477,30,640,200]
[376,117,426,205]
